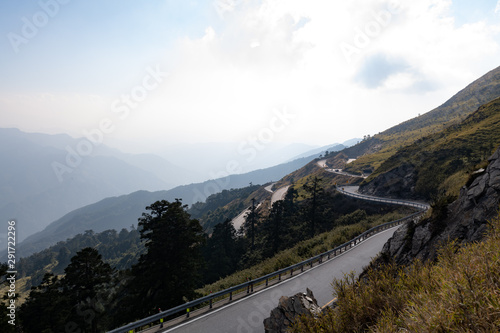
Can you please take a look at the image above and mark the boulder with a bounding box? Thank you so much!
[263,288,322,333]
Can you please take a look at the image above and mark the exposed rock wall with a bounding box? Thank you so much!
[360,163,418,200]
[263,288,322,333]
[382,147,500,266]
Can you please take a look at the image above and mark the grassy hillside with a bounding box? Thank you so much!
[291,211,500,332]
[192,184,273,232]
[269,66,500,194]
[197,209,410,296]
[343,65,500,174]
[361,97,500,199]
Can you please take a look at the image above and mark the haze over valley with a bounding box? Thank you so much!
[2,1,500,332]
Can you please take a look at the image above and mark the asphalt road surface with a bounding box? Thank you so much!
[162,226,400,333]
[270,185,290,205]
[316,159,367,178]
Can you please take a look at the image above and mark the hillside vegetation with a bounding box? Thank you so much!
[291,211,500,332]
[0,228,143,305]
[343,65,500,174]
[361,97,500,200]
[198,209,410,296]
[190,184,271,232]
[268,66,500,198]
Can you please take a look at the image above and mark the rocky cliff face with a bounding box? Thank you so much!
[263,288,322,333]
[382,147,500,266]
[360,163,418,200]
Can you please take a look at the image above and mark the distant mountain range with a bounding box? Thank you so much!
[0,128,182,242]
[287,141,359,161]
[3,140,350,258]
[12,67,500,262]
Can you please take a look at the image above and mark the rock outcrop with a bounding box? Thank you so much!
[263,288,322,333]
[382,146,500,266]
[360,163,419,200]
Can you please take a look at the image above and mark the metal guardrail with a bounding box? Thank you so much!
[336,186,430,210]
[108,192,428,333]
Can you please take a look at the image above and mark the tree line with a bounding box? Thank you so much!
[1,178,397,332]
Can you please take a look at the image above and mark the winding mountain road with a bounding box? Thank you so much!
[161,226,400,333]
[232,184,290,230]
[270,185,290,205]
[157,190,426,332]
[113,169,428,333]
[316,159,368,178]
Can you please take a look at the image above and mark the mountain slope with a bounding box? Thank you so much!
[8,155,316,258]
[0,128,172,243]
[381,144,500,266]
[343,65,500,174]
[360,97,500,200]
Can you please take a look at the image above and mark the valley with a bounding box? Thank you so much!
[2,66,500,332]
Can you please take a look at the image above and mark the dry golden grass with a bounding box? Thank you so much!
[291,211,500,332]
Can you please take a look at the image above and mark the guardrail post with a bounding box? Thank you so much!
[107,204,429,333]
[279,273,281,281]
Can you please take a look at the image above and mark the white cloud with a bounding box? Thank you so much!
[4,0,500,149]
[131,0,500,146]
[496,0,500,14]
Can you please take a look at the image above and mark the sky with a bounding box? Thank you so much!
[1,0,500,153]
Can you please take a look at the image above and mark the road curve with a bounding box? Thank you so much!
[316,159,368,178]
[232,183,287,230]
[232,203,262,231]
[270,185,290,206]
[339,186,430,210]
[112,176,428,333]
[161,226,399,333]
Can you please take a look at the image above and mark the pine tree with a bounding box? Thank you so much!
[19,273,69,333]
[126,199,205,319]
[203,218,243,283]
[62,247,114,333]
[265,200,286,255]
[302,177,325,238]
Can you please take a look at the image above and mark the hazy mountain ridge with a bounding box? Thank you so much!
[287,142,350,161]
[268,65,500,199]
[7,154,320,258]
[360,97,500,200]
[0,128,176,244]
[343,65,500,174]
